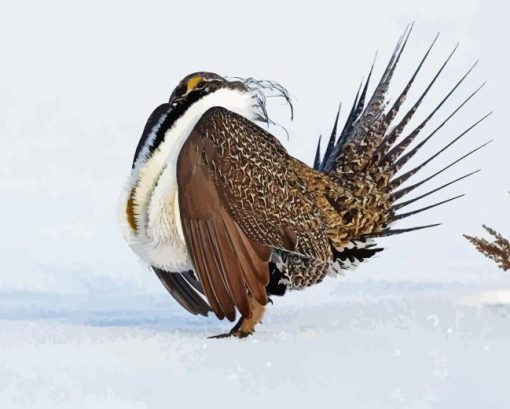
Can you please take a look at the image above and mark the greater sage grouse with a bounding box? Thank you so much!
[120,28,489,337]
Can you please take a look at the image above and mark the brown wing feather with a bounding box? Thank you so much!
[177,106,330,319]
[203,218,251,316]
[177,127,271,321]
[181,218,226,319]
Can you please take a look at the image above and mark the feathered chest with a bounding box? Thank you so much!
[121,133,192,271]
[118,88,258,271]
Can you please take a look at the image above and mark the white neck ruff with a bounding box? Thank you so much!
[119,87,258,271]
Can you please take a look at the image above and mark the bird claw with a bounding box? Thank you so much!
[208,329,253,339]
[208,316,253,339]
[208,332,233,339]
[232,330,253,338]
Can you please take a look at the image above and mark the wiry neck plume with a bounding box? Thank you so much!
[229,77,294,137]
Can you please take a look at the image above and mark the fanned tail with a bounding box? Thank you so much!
[314,27,489,245]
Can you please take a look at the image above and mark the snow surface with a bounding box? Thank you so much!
[1,281,510,408]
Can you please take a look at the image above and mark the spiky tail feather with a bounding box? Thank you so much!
[314,27,489,243]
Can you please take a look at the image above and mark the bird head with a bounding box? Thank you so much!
[169,72,248,104]
[129,72,294,171]
[168,72,293,125]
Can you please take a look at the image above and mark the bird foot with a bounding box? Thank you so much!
[231,329,253,338]
[208,329,253,339]
[208,316,248,339]
[208,297,265,339]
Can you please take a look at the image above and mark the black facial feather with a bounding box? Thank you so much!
[132,86,212,167]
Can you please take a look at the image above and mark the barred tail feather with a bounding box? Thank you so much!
[316,25,413,173]
[313,27,490,246]
[389,115,492,191]
[392,169,480,211]
[389,194,465,223]
[372,63,481,179]
[367,34,442,169]
[377,223,442,238]
[313,135,322,170]
[391,139,492,200]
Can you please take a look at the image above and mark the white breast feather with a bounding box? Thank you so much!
[119,88,257,271]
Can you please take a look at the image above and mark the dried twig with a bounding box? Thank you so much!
[464,225,510,271]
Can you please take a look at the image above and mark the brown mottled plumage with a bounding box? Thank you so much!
[121,26,490,337]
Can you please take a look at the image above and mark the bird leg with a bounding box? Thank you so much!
[232,297,266,338]
[209,296,266,339]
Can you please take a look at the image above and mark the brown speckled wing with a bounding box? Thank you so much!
[177,107,330,319]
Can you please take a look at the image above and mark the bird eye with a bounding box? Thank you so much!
[186,76,204,93]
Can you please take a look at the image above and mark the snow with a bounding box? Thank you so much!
[1,281,509,408]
